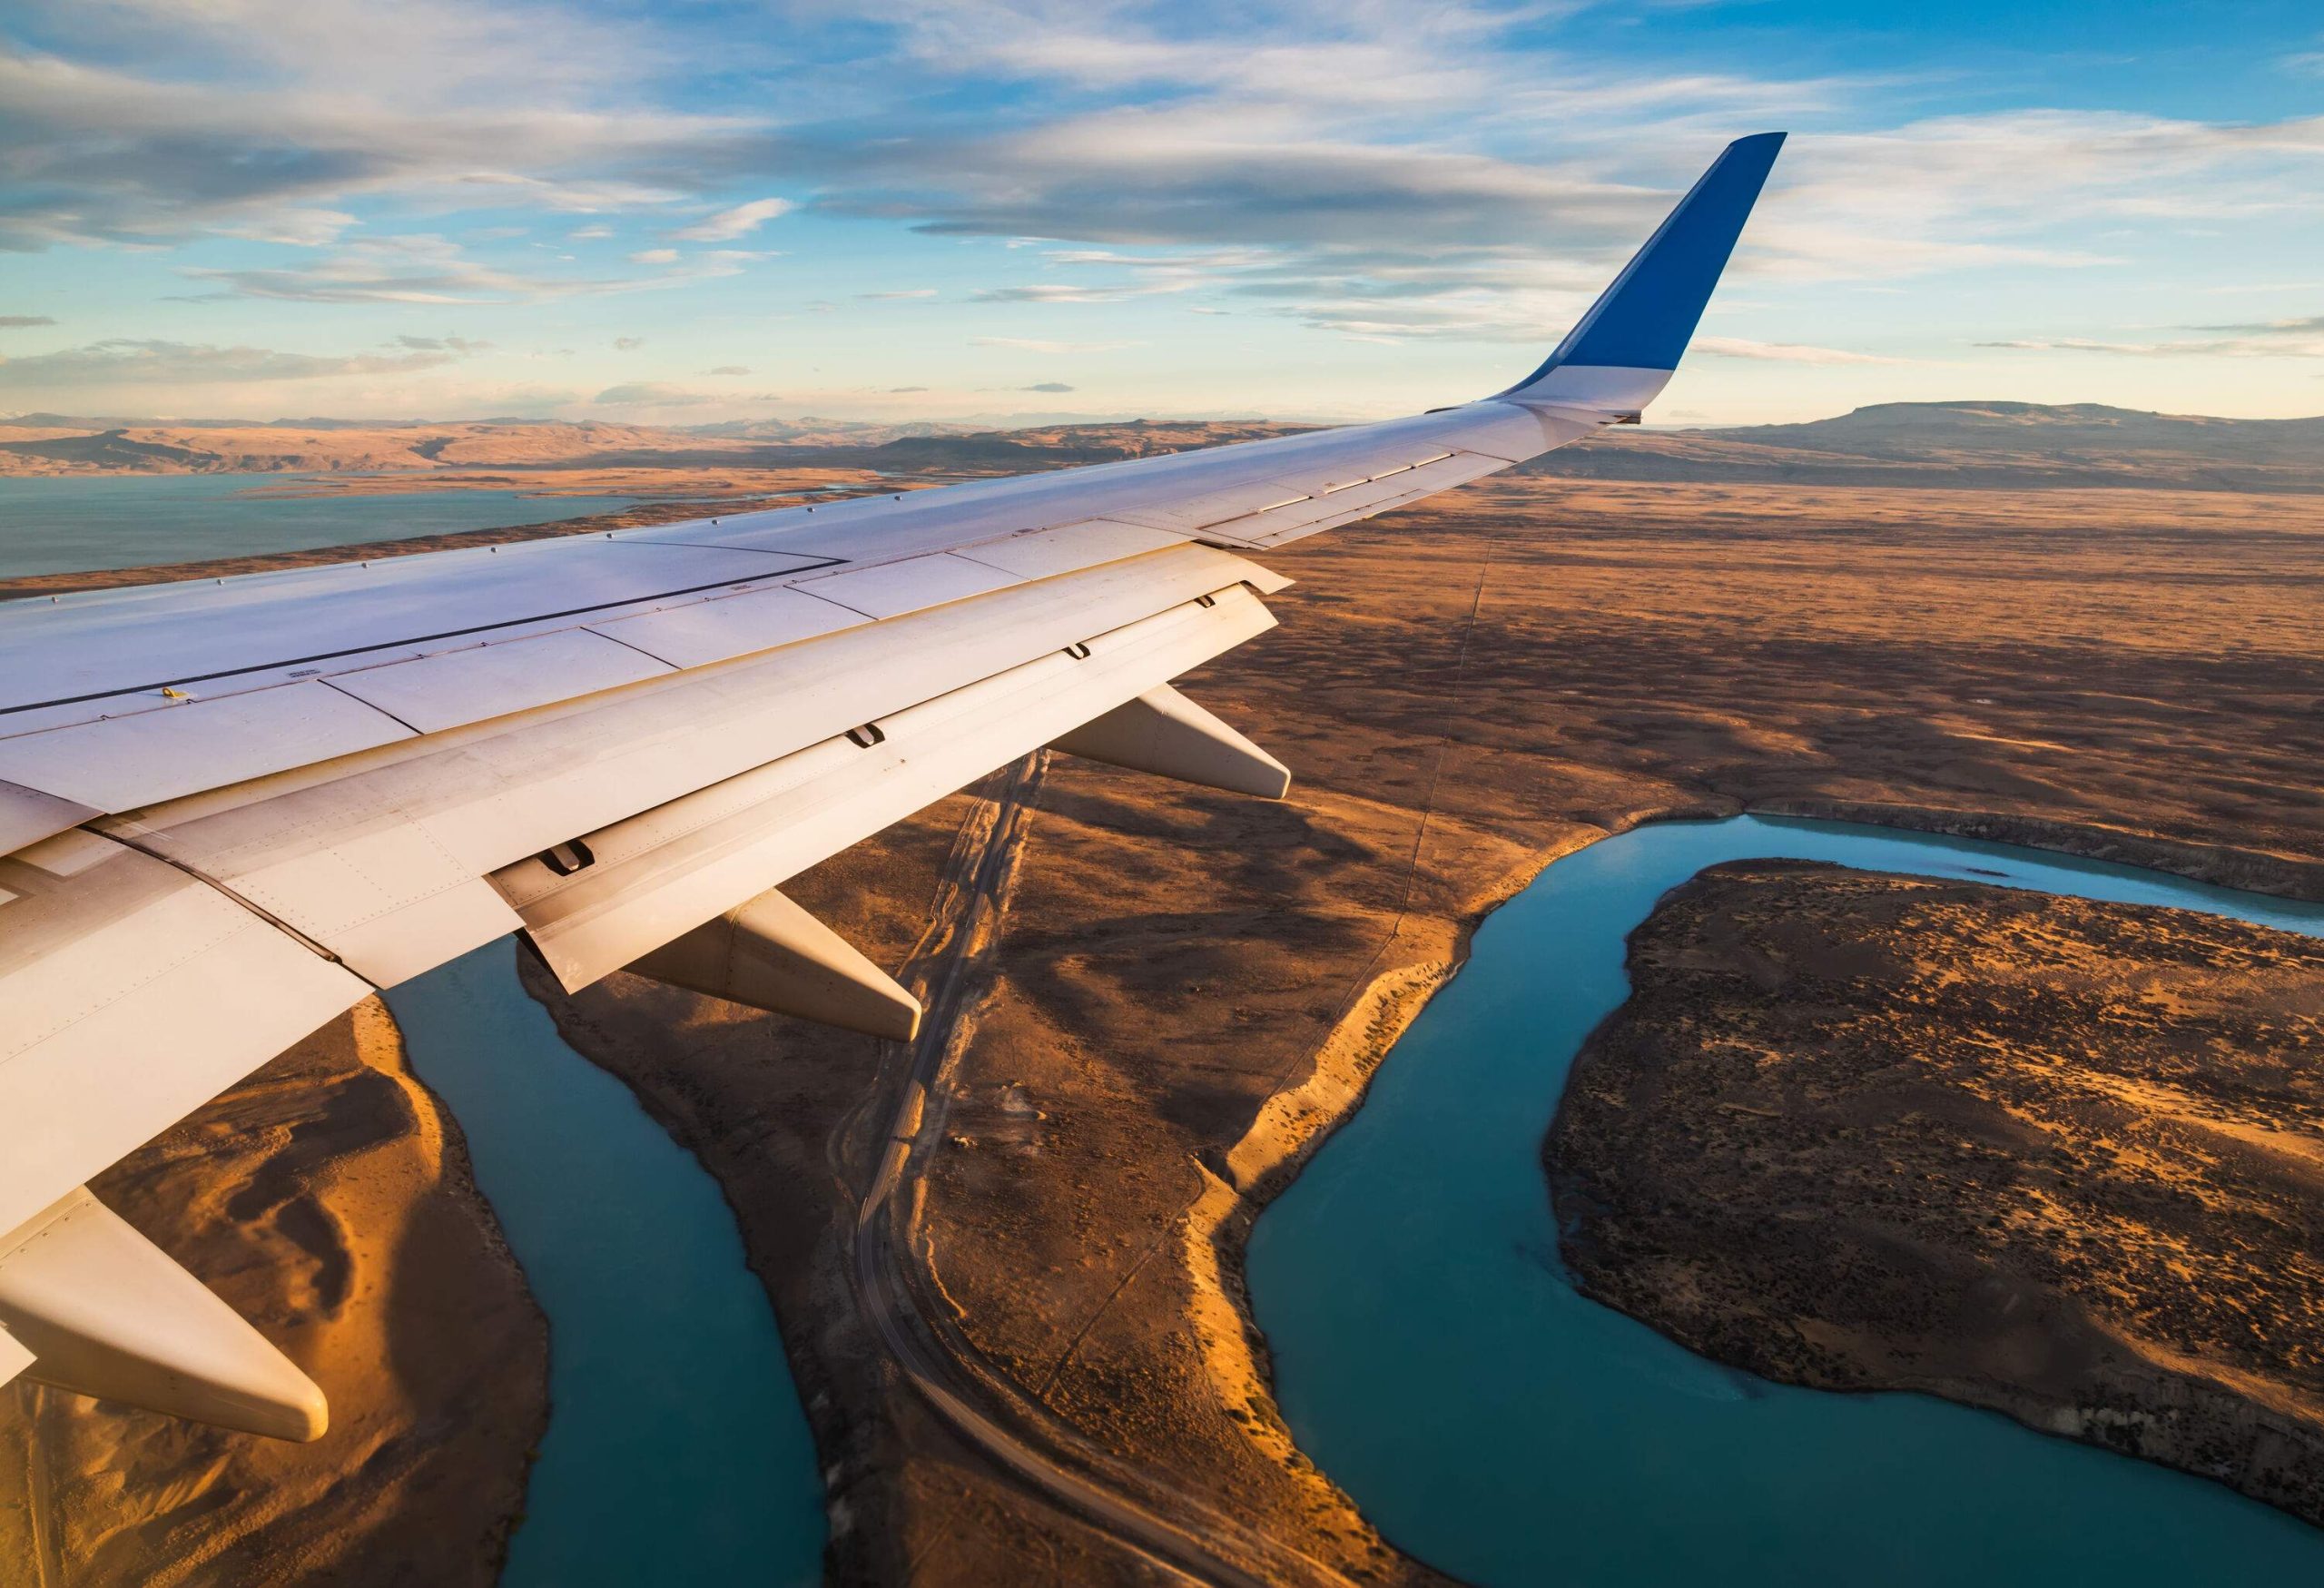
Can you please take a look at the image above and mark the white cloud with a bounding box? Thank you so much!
[0,26,768,252]
[0,337,476,388]
[672,197,794,242]
[175,233,762,304]
[593,379,781,407]
[389,333,491,352]
[971,281,1196,303]
[175,234,605,303]
[1693,336,1904,365]
[970,336,1139,352]
[1977,330,2324,359]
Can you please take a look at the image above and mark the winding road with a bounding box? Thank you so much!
[842,755,1349,1588]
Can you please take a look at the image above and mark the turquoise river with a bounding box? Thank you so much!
[0,480,828,1582]
[1247,814,2324,1587]
[15,479,2321,1583]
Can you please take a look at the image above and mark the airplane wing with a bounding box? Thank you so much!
[0,133,1785,1438]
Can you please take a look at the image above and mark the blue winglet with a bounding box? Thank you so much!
[1502,132,1785,401]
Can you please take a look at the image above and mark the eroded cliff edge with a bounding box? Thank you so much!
[1550,861,2324,1526]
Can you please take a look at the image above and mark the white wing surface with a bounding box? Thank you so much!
[0,134,1785,1436]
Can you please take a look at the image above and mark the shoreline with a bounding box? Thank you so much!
[1546,855,2324,1538]
[504,779,2324,1583]
[0,999,549,1586]
[1194,796,2324,1575]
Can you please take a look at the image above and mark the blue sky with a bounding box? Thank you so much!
[4,0,2321,427]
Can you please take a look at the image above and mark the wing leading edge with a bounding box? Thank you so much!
[0,134,1786,1436]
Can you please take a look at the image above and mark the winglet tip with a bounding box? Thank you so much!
[1495,130,1788,410]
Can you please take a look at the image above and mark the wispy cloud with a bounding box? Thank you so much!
[389,333,491,351]
[672,197,793,242]
[970,336,1138,352]
[0,315,57,329]
[0,337,476,387]
[0,31,769,253]
[970,281,1197,303]
[2191,313,2324,335]
[1981,327,2324,358]
[593,379,781,407]
[1693,336,1904,365]
[175,234,764,303]
[10,0,2324,421]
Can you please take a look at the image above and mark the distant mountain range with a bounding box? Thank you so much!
[1541,401,2324,492]
[5,401,2321,493]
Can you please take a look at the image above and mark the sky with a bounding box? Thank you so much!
[3,0,2322,429]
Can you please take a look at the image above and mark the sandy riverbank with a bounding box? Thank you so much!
[0,1001,547,1586]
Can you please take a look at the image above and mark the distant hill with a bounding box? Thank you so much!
[0,416,985,476]
[5,400,2321,493]
[1546,401,2324,493]
[844,419,1303,470]
[0,414,1306,478]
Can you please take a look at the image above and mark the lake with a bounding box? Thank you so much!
[0,473,673,578]
[1246,814,2324,1587]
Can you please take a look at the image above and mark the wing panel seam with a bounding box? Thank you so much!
[0,558,850,720]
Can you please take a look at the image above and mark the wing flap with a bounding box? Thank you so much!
[96,546,1275,983]
[497,583,1275,990]
[0,831,369,1238]
[0,778,98,858]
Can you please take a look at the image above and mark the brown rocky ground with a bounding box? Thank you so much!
[1548,862,2324,1524]
[0,1001,547,1587]
[526,468,2322,1582]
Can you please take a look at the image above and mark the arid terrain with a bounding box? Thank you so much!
[0,413,1298,482]
[10,399,2324,493]
[1550,862,2324,1524]
[531,452,2324,1581]
[0,1003,546,1587]
[4,405,2321,1583]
